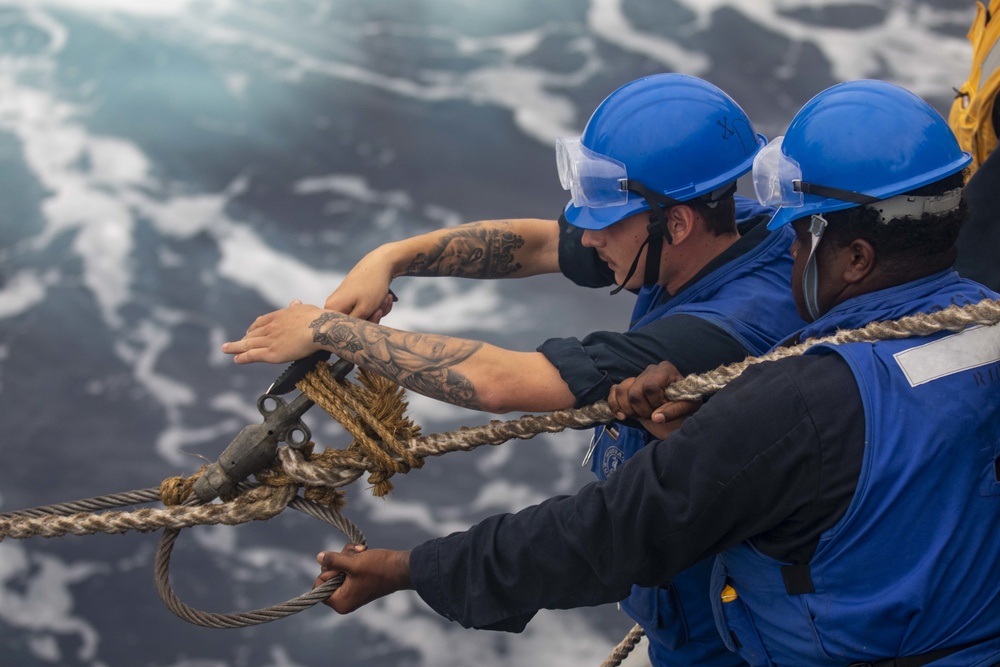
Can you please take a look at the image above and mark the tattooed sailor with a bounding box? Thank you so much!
[222,74,806,667]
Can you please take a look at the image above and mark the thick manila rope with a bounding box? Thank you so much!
[0,299,998,633]
[9,299,997,541]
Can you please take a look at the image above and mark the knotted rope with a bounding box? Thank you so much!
[0,299,998,641]
[297,367,423,498]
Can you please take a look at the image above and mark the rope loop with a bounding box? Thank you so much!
[153,490,365,629]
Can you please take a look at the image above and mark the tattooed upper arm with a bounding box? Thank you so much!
[404,221,525,278]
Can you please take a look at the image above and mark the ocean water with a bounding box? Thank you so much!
[0,1,978,665]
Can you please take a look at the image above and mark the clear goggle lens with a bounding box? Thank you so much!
[752,137,804,208]
[555,136,629,209]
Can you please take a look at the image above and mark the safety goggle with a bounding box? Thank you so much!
[752,137,804,208]
[555,136,630,209]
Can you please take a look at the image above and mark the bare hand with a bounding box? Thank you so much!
[607,361,702,439]
[221,299,323,364]
[314,544,413,614]
[325,251,397,323]
[608,361,683,420]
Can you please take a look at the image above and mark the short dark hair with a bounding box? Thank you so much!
[820,171,968,275]
[687,193,737,236]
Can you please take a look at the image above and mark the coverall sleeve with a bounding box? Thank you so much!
[538,314,748,407]
[409,354,862,631]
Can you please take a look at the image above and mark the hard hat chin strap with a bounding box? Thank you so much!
[609,207,670,295]
[608,181,677,295]
[801,214,829,321]
[608,229,659,295]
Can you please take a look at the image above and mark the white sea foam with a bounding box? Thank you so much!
[294,173,413,209]
[669,0,973,98]
[468,478,551,513]
[543,429,597,494]
[29,0,198,15]
[209,390,269,422]
[0,269,54,319]
[401,390,478,426]
[262,646,309,667]
[4,76,138,327]
[475,429,593,496]
[215,224,347,307]
[462,65,589,143]
[307,593,624,667]
[156,659,228,667]
[13,0,978,154]
[155,417,248,466]
[0,8,521,481]
[587,0,711,74]
[190,523,239,554]
[86,6,598,143]
[0,542,106,663]
[350,487,476,538]
[231,547,317,579]
[311,20,592,140]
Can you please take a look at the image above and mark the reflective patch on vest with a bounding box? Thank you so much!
[980,36,1000,90]
[893,324,1000,386]
[602,446,625,478]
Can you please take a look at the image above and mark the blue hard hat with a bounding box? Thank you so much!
[760,80,972,230]
[559,73,766,230]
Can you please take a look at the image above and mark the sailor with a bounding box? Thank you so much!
[950,0,1000,291]
[311,80,1000,666]
[949,0,1000,177]
[222,73,806,665]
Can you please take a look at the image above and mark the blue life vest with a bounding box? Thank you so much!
[590,205,805,666]
[712,271,1000,667]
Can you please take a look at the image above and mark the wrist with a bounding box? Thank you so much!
[371,241,411,280]
[397,550,413,590]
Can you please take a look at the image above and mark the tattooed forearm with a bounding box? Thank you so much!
[310,312,487,409]
[311,312,365,353]
[400,368,479,407]
[404,221,525,278]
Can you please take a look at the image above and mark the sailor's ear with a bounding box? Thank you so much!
[666,205,697,244]
[840,237,877,285]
